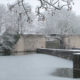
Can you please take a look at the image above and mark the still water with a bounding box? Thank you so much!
[51,68,73,78]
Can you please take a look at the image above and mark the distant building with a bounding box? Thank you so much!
[13,34,46,55]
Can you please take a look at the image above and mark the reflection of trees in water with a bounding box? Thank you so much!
[51,68,73,78]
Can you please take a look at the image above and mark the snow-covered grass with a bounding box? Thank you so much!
[0,53,79,80]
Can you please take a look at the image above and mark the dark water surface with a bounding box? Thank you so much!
[51,68,73,78]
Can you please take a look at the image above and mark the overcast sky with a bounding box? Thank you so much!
[0,0,80,16]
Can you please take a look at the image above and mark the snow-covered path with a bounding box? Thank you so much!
[0,53,78,80]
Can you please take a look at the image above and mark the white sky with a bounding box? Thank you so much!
[0,0,80,16]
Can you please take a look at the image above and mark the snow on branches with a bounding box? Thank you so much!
[8,0,74,21]
[37,0,74,21]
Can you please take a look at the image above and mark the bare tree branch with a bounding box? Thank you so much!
[21,0,31,22]
[8,0,32,23]
[8,0,73,22]
[36,0,73,21]
[37,0,73,13]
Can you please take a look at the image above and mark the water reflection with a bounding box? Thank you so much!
[51,68,73,78]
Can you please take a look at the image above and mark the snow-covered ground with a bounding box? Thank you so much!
[0,53,79,80]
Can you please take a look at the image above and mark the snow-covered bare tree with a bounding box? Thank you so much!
[37,9,76,34]
[55,10,76,35]
[7,0,74,22]
[4,0,74,34]
[36,0,74,21]
[0,4,7,35]
[7,1,34,34]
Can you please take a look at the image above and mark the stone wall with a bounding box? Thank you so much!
[64,35,80,49]
[14,36,24,52]
[37,48,80,60]
[13,34,46,55]
[24,35,46,51]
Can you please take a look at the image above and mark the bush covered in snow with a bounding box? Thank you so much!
[0,28,20,55]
